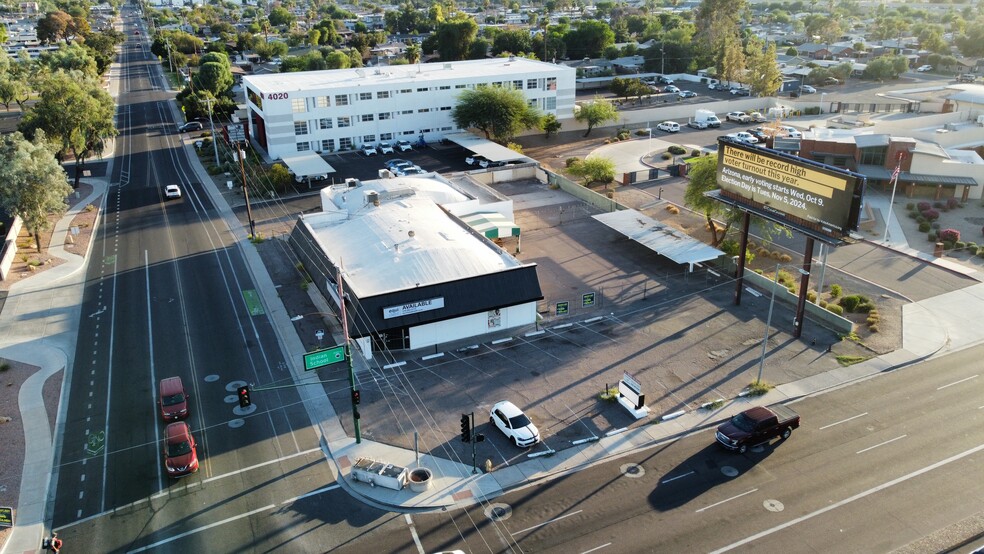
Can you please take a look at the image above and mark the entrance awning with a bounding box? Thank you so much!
[281,153,335,178]
[443,132,531,162]
[593,209,723,266]
[460,212,520,239]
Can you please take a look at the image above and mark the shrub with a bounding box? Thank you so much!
[826,304,844,315]
[869,325,879,333]
[771,250,783,259]
[747,381,773,396]
[666,205,680,214]
[905,202,915,210]
[978,248,984,258]
[932,222,941,230]
[917,201,931,211]
[943,240,954,250]
[807,290,817,302]
[565,157,581,168]
[921,209,940,220]
[757,246,769,256]
[636,129,650,136]
[819,300,828,308]
[866,315,880,326]
[947,197,960,209]
[956,241,967,250]
[939,228,961,243]
[668,145,687,155]
[661,152,673,160]
[907,211,919,219]
[915,215,926,224]
[829,284,842,298]
[839,295,861,312]
[918,222,930,232]
[928,233,937,242]
[691,149,701,157]
[967,242,978,251]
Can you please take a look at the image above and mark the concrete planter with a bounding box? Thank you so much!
[407,468,433,492]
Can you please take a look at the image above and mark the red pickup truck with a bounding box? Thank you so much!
[716,404,800,454]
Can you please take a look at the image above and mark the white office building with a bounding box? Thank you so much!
[242,57,576,160]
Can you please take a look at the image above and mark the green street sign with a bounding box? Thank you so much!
[582,292,596,308]
[304,345,346,371]
[556,301,569,316]
[0,506,12,527]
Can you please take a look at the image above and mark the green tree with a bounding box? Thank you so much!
[568,156,615,185]
[452,86,542,142]
[38,43,99,78]
[694,0,749,70]
[862,55,907,80]
[718,34,746,86]
[268,7,295,28]
[542,113,562,138]
[434,16,479,61]
[563,20,615,59]
[325,50,352,69]
[574,99,618,137]
[405,43,421,64]
[683,155,734,246]
[254,40,288,61]
[955,19,984,57]
[0,131,73,252]
[746,39,782,96]
[37,10,73,44]
[194,61,234,96]
[491,28,533,56]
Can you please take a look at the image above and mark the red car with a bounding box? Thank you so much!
[163,422,199,477]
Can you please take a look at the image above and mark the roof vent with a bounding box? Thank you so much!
[444,63,452,70]
[345,177,361,188]
[408,230,415,238]
[364,190,379,206]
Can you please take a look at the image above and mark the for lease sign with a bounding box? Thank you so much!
[383,297,445,319]
[716,141,861,237]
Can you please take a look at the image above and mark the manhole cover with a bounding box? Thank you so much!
[721,466,739,477]
[764,499,784,512]
[620,463,645,478]
[224,394,239,404]
[204,375,220,383]
[234,405,257,416]
[227,380,248,392]
[229,419,245,428]
[485,503,512,521]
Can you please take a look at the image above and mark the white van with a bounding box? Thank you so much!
[656,121,680,133]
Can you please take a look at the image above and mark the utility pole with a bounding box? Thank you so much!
[237,142,256,238]
[203,95,220,167]
[338,269,361,443]
[661,45,665,75]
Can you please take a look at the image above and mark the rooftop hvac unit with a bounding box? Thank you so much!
[944,122,958,131]
[977,115,984,126]
[345,178,361,188]
[364,190,379,206]
[379,169,394,179]
[444,63,452,70]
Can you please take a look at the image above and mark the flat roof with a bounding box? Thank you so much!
[243,58,571,94]
[281,153,335,176]
[445,132,532,162]
[592,209,724,266]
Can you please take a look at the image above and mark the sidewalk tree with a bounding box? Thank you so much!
[0,131,72,253]
[452,86,543,143]
[542,113,562,138]
[567,156,615,186]
[194,59,234,96]
[19,71,117,188]
[574,99,618,137]
[38,43,99,79]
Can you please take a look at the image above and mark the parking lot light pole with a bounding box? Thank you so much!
[757,263,809,385]
[820,92,826,113]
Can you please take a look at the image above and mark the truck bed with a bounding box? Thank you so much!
[768,403,799,424]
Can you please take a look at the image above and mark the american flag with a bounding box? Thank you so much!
[890,163,902,182]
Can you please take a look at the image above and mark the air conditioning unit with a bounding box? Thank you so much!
[977,115,984,126]
[345,178,361,188]
[364,190,379,206]
[379,169,394,179]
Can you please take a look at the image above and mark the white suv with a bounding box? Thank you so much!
[396,140,413,152]
[490,401,540,448]
[379,142,395,154]
[726,111,751,123]
[361,144,378,156]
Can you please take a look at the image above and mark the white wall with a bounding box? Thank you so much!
[408,302,538,349]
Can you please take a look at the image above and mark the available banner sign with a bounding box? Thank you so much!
[383,297,445,319]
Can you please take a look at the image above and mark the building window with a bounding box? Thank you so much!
[359,92,372,101]
[546,77,556,91]
[378,90,391,99]
[291,98,306,113]
[830,156,849,168]
[379,112,392,120]
[401,109,413,115]
[440,106,451,111]
[455,84,466,89]
[339,137,353,149]
[859,146,887,166]
[545,97,556,110]
[440,126,452,131]
[364,134,376,143]
[513,80,523,89]
[321,139,335,151]
[491,81,502,88]
[401,130,416,135]
[296,142,310,152]
[439,85,450,90]
[418,108,430,113]
[417,87,429,92]
[335,94,349,106]
[338,116,351,127]
[528,99,537,107]
[527,78,537,89]
[319,118,332,130]
[420,128,431,133]
[400,88,412,94]
[316,96,329,108]
[380,132,393,140]
[294,121,308,135]
[361,114,374,122]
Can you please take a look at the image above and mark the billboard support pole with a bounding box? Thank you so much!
[734,211,751,306]
[794,237,815,338]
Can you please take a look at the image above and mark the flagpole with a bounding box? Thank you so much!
[883,152,905,244]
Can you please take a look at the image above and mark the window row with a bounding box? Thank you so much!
[294,111,454,135]
[297,127,455,153]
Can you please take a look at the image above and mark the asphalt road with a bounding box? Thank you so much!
[364,343,984,553]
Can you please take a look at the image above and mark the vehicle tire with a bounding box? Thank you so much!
[489,416,495,424]
[738,443,747,454]
[781,427,792,440]
[511,436,519,447]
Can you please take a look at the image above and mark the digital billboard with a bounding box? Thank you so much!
[715,138,865,239]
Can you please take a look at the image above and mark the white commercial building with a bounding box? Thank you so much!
[242,57,576,160]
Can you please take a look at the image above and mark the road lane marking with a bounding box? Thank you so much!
[581,543,612,553]
[937,374,978,390]
[709,441,984,553]
[510,510,584,536]
[146,250,163,491]
[661,470,695,483]
[696,489,758,513]
[819,412,868,430]
[404,514,425,554]
[126,504,274,553]
[856,434,907,454]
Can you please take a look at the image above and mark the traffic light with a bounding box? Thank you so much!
[237,386,251,408]
[460,414,471,443]
[351,389,361,405]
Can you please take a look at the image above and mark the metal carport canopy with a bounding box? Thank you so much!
[444,132,531,162]
[280,153,336,177]
[593,209,724,266]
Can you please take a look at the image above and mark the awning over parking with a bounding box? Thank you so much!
[443,132,531,162]
[280,153,335,178]
[460,212,520,239]
[593,209,723,266]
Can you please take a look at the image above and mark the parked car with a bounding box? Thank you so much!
[707,82,720,90]
[749,111,767,123]
[656,75,674,85]
[678,90,697,98]
[479,159,506,168]
[727,131,759,144]
[687,120,709,130]
[163,421,199,477]
[749,128,771,141]
[957,74,977,83]
[730,87,750,96]
[490,400,540,447]
[396,140,413,152]
[465,154,486,166]
[656,121,680,132]
[164,184,182,199]
[778,125,802,138]
[386,159,413,171]
[716,405,800,454]
[916,65,933,72]
[295,173,328,183]
[399,166,428,175]
[178,121,202,133]
[726,111,751,123]
[822,77,840,85]
[800,84,816,94]
[361,144,378,156]
[379,142,395,154]
[664,85,680,93]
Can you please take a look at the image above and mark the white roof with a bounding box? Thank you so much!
[592,209,723,265]
[444,133,531,162]
[304,179,524,297]
[280,153,335,177]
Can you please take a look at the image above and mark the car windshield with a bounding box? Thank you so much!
[508,414,531,429]
[167,439,192,457]
[730,413,755,432]
[162,392,185,406]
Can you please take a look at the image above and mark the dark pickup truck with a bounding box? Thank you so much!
[716,404,800,454]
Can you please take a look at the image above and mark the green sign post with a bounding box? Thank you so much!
[0,506,12,527]
[303,345,346,371]
[582,292,596,308]
[556,301,569,316]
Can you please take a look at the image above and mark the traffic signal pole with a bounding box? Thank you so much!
[338,268,361,443]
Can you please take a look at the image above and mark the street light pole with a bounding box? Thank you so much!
[757,263,809,385]
[820,92,826,113]
[203,95,220,167]
[237,142,256,238]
